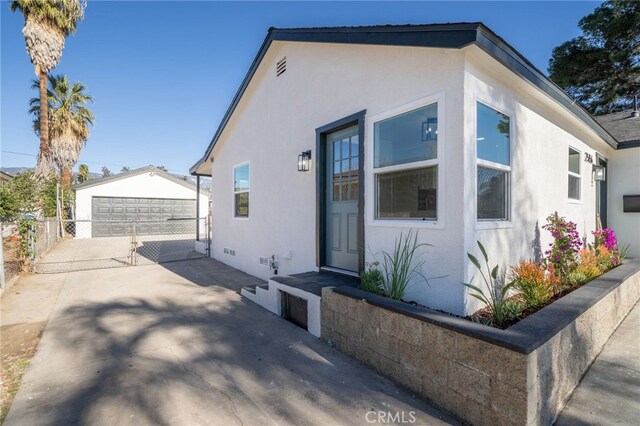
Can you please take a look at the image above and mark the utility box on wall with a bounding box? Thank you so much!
[623,195,640,213]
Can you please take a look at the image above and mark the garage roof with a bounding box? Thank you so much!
[73,166,206,193]
[190,22,619,175]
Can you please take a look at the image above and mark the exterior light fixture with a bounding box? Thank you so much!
[298,150,311,172]
[593,164,606,181]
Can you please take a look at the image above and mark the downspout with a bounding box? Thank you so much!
[196,176,201,241]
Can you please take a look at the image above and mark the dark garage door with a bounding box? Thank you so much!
[92,196,196,237]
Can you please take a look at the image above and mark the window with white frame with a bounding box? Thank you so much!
[476,102,510,221]
[374,102,438,220]
[568,147,581,200]
[233,163,249,217]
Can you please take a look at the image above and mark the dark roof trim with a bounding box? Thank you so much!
[73,165,205,193]
[618,140,640,149]
[473,25,617,148]
[191,23,618,174]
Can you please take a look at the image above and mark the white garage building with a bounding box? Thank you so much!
[74,166,210,239]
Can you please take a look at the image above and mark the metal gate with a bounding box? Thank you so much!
[31,217,210,274]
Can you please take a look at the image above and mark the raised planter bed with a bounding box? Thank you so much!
[320,259,640,425]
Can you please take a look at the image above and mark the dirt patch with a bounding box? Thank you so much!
[0,321,46,423]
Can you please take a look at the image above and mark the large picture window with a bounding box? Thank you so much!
[476,102,510,221]
[374,102,438,220]
[233,163,249,218]
[568,147,581,200]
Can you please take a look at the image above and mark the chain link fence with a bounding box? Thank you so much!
[31,218,210,274]
[2,218,61,289]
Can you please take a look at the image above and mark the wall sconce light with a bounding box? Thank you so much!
[592,164,606,181]
[298,150,312,172]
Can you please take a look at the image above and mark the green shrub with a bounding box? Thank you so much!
[0,171,60,220]
[464,241,522,328]
[360,261,384,295]
[379,229,430,301]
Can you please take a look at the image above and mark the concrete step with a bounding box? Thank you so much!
[242,285,257,295]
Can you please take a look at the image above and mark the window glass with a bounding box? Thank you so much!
[568,148,580,174]
[233,164,249,218]
[374,103,438,168]
[234,192,249,217]
[477,166,508,220]
[477,103,510,166]
[568,175,580,200]
[234,164,249,192]
[376,166,437,219]
[332,134,359,201]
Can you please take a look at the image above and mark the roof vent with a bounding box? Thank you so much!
[276,57,286,77]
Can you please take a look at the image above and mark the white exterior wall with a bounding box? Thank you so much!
[207,41,618,316]
[608,147,640,257]
[75,172,209,238]
[461,47,615,314]
[210,42,467,314]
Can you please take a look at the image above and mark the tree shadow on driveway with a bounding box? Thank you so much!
[5,269,458,425]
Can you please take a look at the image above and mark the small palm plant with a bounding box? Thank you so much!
[380,229,430,301]
[464,241,522,328]
[78,164,89,183]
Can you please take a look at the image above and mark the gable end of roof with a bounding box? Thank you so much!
[191,23,619,175]
[73,166,201,192]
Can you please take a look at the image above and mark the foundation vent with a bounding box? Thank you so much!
[276,57,286,76]
[259,256,271,267]
[224,248,236,256]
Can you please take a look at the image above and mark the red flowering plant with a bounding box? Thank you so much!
[542,212,582,282]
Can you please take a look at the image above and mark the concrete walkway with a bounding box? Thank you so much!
[556,301,640,425]
[3,257,638,425]
[4,259,458,426]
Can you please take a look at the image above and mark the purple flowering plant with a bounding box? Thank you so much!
[592,228,624,266]
[542,212,582,281]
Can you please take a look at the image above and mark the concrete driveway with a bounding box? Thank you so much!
[5,258,458,425]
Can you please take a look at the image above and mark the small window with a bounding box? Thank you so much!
[476,102,510,221]
[233,163,249,217]
[373,102,439,221]
[568,147,581,200]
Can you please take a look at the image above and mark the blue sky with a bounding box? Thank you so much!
[1,0,600,176]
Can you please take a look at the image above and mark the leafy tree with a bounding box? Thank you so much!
[78,163,89,182]
[29,74,94,188]
[10,0,86,179]
[101,166,111,177]
[120,166,130,173]
[0,171,58,220]
[548,1,640,114]
[156,165,168,172]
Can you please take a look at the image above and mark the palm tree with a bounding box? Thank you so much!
[30,74,94,188]
[10,0,86,179]
[78,163,89,182]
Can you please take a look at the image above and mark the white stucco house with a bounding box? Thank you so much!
[190,23,639,317]
[595,110,640,257]
[74,166,210,239]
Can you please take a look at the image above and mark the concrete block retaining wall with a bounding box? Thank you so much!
[321,260,640,425]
